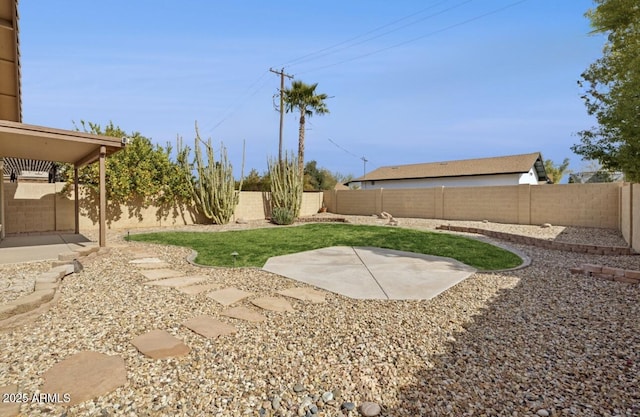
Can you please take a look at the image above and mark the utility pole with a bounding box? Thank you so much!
[361,156,368,190]
[269,67,294,163]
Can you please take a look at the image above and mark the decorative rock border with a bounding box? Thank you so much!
[436,225,634,256]
[0,245,108,327]
[296,216,348,223]
[570,263,640,284]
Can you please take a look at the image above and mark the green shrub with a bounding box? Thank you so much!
[271,207,295,225]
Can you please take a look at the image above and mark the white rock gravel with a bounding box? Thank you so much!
[0,216,639,416]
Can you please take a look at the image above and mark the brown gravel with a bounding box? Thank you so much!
[0,216,639,416]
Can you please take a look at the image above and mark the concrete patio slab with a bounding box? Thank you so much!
[0,233,94,264]
[262,246,477,301]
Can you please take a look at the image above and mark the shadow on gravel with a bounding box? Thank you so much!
[389,266,640,416]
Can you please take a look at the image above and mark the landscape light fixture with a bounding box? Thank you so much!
[231,251,239,267]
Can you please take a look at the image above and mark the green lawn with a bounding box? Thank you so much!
[128,223,522,270]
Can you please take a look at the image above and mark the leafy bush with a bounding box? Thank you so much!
[271,207,295,225]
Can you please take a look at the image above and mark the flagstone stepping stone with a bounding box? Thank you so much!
[221,306,266,323]
[277,287,327,304]
[183,315,237,338]
[139,269,184,280]
[206,287,253,306]
[129,251,158,258]
[135,262,172,269]
[40,351,127,406]
[144,275,208,288]
[132,329,191,359]
[0,384,20,417]
[251,296,294,313]
[129,257,164,264]
[176,283,220,295]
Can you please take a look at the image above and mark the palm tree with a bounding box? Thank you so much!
[283,80,330,175]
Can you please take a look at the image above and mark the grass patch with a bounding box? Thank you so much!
[128,223,522,270]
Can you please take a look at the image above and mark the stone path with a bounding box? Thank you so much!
[1,246,328,415]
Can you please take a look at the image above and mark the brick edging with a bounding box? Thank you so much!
[570,263,640,284]
[436,225,633,256]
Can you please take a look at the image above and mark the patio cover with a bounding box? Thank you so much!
[0,120,125,246]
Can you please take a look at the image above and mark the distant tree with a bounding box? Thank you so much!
[282,81,330,176]
[333,172,354,185]
[303,161,338,191]
[571,0,640,181]
[544,157,571,183]
[242,169,263,191]
[237,169,271,191]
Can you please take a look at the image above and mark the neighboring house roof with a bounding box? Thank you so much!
[352,152,548,183]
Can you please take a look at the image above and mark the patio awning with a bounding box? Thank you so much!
[0,120,125,246]
[0,120,123,166]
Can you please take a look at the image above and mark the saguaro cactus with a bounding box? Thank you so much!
[177,125,242,224]
[268,153,302,224]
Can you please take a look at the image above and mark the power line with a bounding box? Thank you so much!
[296,0,529,75]
[199,70,271,136]
[327,138,360,159]
[280,0,453,68]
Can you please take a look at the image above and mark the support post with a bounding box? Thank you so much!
[269,67,293,163]
[0,159,5,240]
[99,146,106,247]
[74,166,79,234]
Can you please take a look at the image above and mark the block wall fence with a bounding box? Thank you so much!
[1,182,323,234]
[3,181,639,253]
[323,183,640,252]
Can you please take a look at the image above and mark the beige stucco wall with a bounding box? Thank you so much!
[530,183,620,229]
[2,183,323,233]
[443,185,520,223]
[621,183,631,244]
[324,182,624,229]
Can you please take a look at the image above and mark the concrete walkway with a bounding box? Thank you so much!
[262,246,478,300]
[0,234,95,264]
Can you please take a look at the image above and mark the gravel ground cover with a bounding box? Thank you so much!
[1,216,639,416]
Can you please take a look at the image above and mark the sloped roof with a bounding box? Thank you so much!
[0,0,20,122]
[353,152,547,182]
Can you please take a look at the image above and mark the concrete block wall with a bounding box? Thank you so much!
[381,188,437,218]
[530,183,620,229]
[335,189,380,215]
[621,183,631,244]
[4,182,57,233]
[443,185,520,223]
[325,182,625,230]
[2,183,323,232]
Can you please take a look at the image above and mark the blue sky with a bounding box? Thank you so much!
[18,0,604,181]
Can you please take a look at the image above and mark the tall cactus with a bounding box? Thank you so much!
[177,125,242,224]
[268,153,302,224]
